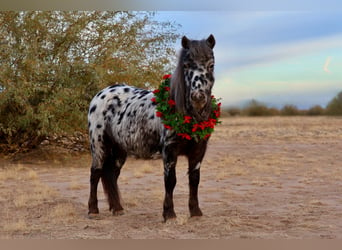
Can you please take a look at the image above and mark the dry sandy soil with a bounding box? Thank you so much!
[1,116,342,239]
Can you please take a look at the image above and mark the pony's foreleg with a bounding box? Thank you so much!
[187,143,207,217]
[162,147,178,221]
[188,160,203,217]
[88,167,102,215]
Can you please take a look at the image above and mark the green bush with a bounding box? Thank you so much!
[242,100,274,116]
[306,105,325,116]
[326,91,342,116]
[0,11,179,154]
[226,107,241,116]
[280,105,300,116]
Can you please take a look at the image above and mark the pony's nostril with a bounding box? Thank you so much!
[195,92,205,101]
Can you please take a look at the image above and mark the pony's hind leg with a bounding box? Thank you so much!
[88,166,102,216]
[101,148,127,216]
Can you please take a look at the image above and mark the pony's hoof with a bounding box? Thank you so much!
[190,208,203,217]
[88,213,101,220]
[112,210,124,216]
[163,211,177,222]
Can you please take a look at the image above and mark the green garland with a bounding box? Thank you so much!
[151,74,221,141]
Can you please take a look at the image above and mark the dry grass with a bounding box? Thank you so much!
[152,189,164,202]
[140,163,154,174]
[124,196,139,208]
[2,219,28,233]
[49,202,78,222]
[251,178,268,187]
[1,166,61,237]
[176,215,189,225]
[68,181,86,190]
[1,116,342,239]
[0,164,40,182]
[133,169,144,178]
[0,165,25,181]
[132,162,156,178]
[215,170,228,181]
[13,183,57,208]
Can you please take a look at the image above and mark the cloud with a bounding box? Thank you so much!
[323,56,332,73]
[213,75,341,108]
[215,34,342,73]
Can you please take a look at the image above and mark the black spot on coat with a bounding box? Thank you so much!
[96,91,103,97]
[89,105,97,114]
[113,96,121,107]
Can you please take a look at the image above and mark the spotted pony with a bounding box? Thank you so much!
[88,35,216,221]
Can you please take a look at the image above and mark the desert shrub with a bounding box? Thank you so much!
[225,107,241,116]
[268,107,281,116]
[306,105,325,116]
[0,81,90,153]
[280,105,300,116]
[326,91,342,116]
[0,11,179,154]
[243,100,274,116]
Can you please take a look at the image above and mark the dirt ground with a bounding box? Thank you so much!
[1,116,342,239]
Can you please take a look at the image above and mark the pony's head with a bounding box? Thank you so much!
[171,34,216,121]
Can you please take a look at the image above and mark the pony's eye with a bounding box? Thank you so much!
[208,64,214,72]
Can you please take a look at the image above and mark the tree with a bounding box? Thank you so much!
[243,99,274,116]
[307,105,325,116]
[326,91,342,115]
[280,104,300,116]
[0,11,180,153]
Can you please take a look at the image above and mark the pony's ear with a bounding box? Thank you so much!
[182,36,190,49]
[206,34,215,49]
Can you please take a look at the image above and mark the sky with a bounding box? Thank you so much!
[2,1,341,109]
[155,11,342,109]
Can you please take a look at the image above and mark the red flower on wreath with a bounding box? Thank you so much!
[177,133,191,140]
[203,134,211,140]
[164,124,172,130]
[192,124,198,132]
[207,118,217,128]
[192,118,217,132]
[168,99,176,107]
[183,116,192,124]
[154,74,221,141]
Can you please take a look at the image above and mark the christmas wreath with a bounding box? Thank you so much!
[151,74,221,141]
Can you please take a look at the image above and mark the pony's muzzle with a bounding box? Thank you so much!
[191,91,207,109]
[191,91,205,101]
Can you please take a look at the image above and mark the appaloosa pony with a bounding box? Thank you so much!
[88,34,216,221]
